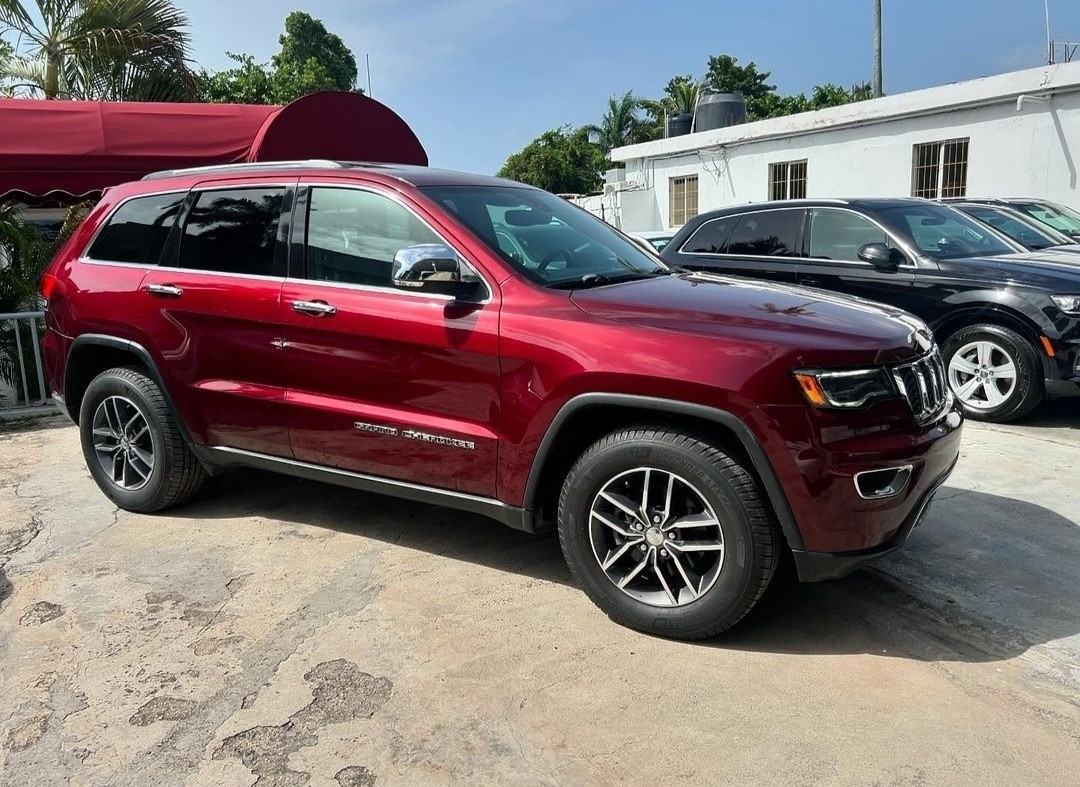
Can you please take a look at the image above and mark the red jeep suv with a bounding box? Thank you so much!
[39,161,962,639]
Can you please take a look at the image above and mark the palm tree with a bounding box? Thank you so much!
[0,0,197,101]
[584,91,647,154]
[639,77,701,140]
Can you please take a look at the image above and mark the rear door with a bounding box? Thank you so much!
[133,180,294,456]
[280,181,501,498]
[674,208,804,284]
[796,207,915,307]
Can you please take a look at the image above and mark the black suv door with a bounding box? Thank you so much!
[796,207,916,306]
[675,208,804,284]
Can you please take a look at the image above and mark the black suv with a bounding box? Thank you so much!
[662,198,1080,422]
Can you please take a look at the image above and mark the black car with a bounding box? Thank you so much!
[943,197,1080,242]
[951,202,1080,253]
[662,198,1080,423]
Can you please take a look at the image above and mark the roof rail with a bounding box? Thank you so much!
[142,159,347,181]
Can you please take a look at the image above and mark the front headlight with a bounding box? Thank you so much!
[793,367,897,409]
[1050,294,1080,315]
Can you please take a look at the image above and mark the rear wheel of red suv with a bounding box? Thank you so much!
[557,427,778,639]
[79,367,205,512]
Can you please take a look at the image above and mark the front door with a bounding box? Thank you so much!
[281,184,501,498]
[133,182,293,456]
[796,207,916,308]
[676,208,804,284]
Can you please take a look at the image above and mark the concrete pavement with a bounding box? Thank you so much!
[1,403,1079,786]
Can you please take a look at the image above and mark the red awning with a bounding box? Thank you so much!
[0,91,428,201]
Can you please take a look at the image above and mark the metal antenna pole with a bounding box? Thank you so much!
[1046,0,1053,64]
[872,0,883,97]
[366,53,372,96]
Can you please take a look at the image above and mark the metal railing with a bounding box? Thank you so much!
[0,311,48,411]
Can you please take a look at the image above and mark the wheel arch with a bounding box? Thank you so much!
[522,394,805,552]
[930,303,1051,376]
[65,335,195,448]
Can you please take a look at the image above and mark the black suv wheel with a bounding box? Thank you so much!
[79,367,205,512]
[942,324,1044,423]
[557,427,778,639]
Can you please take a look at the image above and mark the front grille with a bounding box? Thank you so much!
[893,349,949,423]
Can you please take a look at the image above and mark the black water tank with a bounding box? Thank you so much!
[664,111,693,138]
[695,90,746,132]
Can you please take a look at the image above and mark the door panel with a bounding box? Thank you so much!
[282,184,501,497]
[797,208,916,308]
[132,184,292,455]
[281,284,500,496]
[676,208,804,284]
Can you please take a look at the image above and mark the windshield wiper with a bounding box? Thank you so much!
[549,271,668,290]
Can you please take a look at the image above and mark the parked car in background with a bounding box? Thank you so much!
[663,198,1080,423]
[40,162,962,639]
[951,202,1080,253]
[631,231,676,254]
[943,198,1080,242]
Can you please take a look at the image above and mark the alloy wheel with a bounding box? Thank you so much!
[589,467,725,608]
[947,340,1017,410]
[91,395,155,490]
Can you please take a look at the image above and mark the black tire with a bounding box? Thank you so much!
[942,324,1044,423]
[557,427,778,640]
[78,367,205,512]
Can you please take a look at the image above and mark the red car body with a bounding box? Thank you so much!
[40,163,962,581]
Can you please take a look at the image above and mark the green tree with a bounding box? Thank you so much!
[272,11,357,100]
[198,52,275,104]
[199,12,360,105]
[497,126,609,194]
[0,0,197,100]
[583,91,648,154]
[639,75,701,139]
[704,54,777,121]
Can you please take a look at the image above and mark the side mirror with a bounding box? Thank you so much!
[392,244,481,299]
[858,242,905,270]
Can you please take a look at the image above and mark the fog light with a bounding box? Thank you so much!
[854,465,913,500]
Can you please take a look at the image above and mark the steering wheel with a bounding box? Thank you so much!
[537,248,572,272]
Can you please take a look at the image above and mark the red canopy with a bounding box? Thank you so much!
[0,91,428,201]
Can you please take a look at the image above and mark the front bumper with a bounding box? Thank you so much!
[790,453,957,581]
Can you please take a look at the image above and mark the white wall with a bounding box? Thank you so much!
[596,63,1080,232]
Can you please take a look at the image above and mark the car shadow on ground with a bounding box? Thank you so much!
[1011,396,1080,430]
[177,473,1079,665]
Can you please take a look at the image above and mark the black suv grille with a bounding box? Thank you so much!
[893,350,949,423]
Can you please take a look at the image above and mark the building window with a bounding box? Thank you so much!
[911,138,969,199]
[769,160,807,200]
[669,175,698,226]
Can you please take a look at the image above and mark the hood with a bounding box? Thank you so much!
[939,250,1080,289]
[570,273,932,365]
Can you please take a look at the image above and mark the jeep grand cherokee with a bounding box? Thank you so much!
[39,162,962,639]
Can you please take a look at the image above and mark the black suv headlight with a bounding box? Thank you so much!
[793,367,897,409]
[1050,294,1080,316]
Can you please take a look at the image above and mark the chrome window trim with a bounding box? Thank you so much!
[298,181,494,305]
[81,187,191,265]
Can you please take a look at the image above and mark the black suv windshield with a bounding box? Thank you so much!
[877,203,1017,259]
[422,185,670,287]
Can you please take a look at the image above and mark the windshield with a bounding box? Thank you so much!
[421,185,670,287]
[876,203,1017,259]
[1013,202,1080,234]
[960,206,1063,250]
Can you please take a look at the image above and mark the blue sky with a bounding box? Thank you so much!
[183,0,1080,174]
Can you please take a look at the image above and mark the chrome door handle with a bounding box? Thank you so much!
[291,299,337,317]
[146,284,183,297]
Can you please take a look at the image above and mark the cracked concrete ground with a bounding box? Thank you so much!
[1,402,1079,786]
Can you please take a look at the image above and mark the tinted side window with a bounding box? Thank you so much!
[726,210,802,257]
[179,188,285,275]
[808,209,888,261]
[86,193,185,263]
[306,187,444,288]
[681,216,738,253]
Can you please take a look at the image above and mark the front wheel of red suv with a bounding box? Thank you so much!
[557,427,778,639]
[79,367,205,513]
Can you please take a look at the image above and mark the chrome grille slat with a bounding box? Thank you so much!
[893,348,949,423]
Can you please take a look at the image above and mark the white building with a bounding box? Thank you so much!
[575,62,1080,233]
